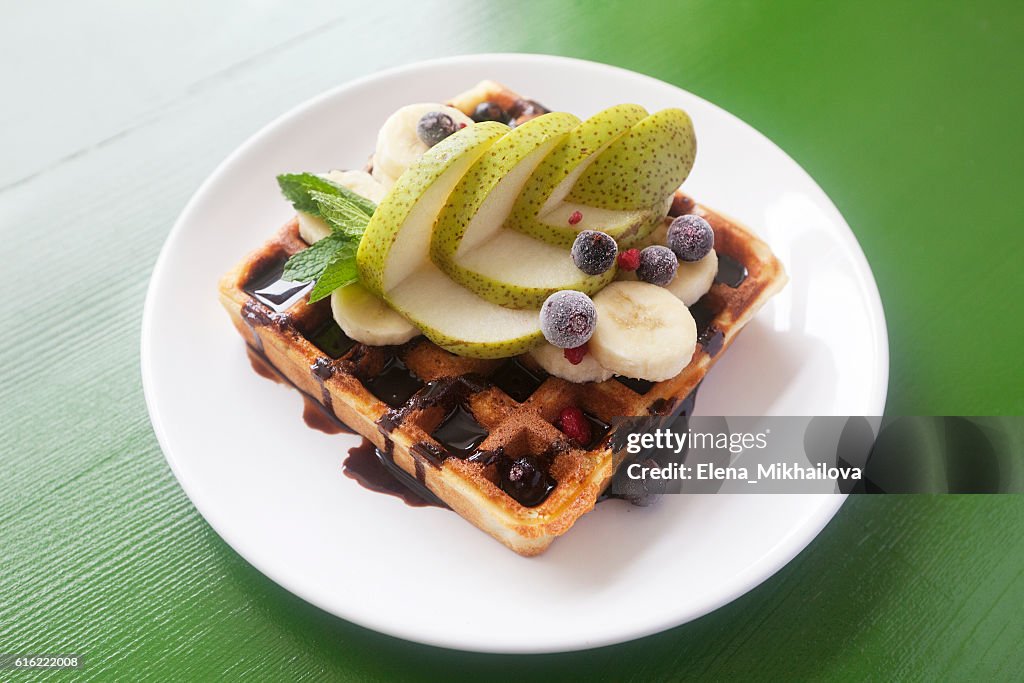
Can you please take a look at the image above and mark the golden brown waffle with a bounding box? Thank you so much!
[217,82,788,556]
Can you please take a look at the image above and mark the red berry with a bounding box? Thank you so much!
[458,122,467,129]
[563,345,587,365]
[618,248,641,271]
[557,406,592,445]
[568,210,583,226]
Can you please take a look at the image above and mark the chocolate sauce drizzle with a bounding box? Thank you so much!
[244,262,312,311]
[343,439,445,508]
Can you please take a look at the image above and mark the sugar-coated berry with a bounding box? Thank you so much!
[416,112,457,147]
[472,101,506,123]
[557,406,592,445]
[540,290,597,349]
[667,214,714,262]
[617,248,641,271]
[636,246,679,286]
[563,345,587,365]
[571,230,617,275]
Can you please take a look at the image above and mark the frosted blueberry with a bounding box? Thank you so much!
[540,291,597,349]
[571,230,618,275]
[667,214,714,262]
[636,246,679,286]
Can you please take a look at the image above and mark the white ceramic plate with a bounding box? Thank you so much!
[142,54,888,653]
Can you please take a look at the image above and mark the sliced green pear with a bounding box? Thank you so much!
[431,113,618,308]
[566,108,696,211]
[387,267,543,358]
[357,121,508,295]
[506,105,667,247]
[355,121,544,358]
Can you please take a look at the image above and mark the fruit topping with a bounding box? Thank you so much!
[567,210,583,225]
[667,214,714,262]
[497,455,556,507]
[531,342,613,383]
[417,111,458,147]
[589,281,697,382]
[563,344,588,365]
[617,248,641,271]
[557,406,592,445]
[670,193,696,216]
[637,246,678,286]
[472,101,506,123]
[571,230,618,275]
[540,290,597,349]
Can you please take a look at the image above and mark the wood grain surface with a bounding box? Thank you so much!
[1,1,1021,679]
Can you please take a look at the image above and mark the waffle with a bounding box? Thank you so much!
[217,82,788,556]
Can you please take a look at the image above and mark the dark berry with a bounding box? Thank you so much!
[416,111,457,147]
[568,210,583,225]
[637,246,678,286]
[670,193,695,216]
[540,291,597,349]
[497,455,556,507]
[571,230,617,275]
[563,345,587,365]
[667,214,714,262]
[617,248,641,271]
[557,406,592,445]
[472,101,506,123]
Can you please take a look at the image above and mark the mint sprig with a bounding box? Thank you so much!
[278,173,376,217]
[276,173,375,303]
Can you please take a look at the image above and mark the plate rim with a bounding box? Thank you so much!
[141,52,889,653]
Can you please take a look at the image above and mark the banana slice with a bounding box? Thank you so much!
[589,281,697,382]
[372,103,474,186]
[297,211,332,245]
[530,343,614,383]
[331,282,419,346]
[323,169,388,203]
[667,249,718,305]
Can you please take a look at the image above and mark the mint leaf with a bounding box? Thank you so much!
[309,190,373,237]
[275,172,377,301]
[281,232,349,283]
[277,173,376,218]
[307,242,359,303]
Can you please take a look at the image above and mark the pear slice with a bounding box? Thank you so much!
[431,113,617,308]
[357,121,508,295]
[566,108,696,211]
[387,266,543,358]
[356,121,544,358]
[507,105,667,247]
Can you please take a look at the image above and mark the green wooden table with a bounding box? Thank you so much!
[2,1,1021,679]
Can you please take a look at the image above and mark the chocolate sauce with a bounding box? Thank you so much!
[582,413,611,449]
[246,345,354,435]
[715,253,748,288]
[244,261,312,311]
[615,376,655,395]
[601,387,700,505]
[496,453,557,507]
[431,405,488,459]
[303,396,346,434]
[310,357,336,411]
[247,346,283,383]
[378,374,488,436]
[364,356,424,407]
[689,298,724,356]
[307,318,355,359]
[343,439,445,508]
[490,359,546,402]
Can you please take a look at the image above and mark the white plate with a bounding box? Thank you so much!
[142,54,888,653]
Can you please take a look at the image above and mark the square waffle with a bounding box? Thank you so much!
[217,82,788,555]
